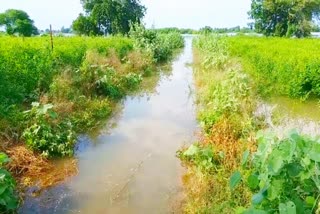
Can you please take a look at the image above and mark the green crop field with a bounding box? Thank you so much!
[227,36,320,99]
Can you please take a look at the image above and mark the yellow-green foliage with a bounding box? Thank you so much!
[192,35,255,134]
[227,36,320,99]
[0,36,134,157]
[0,36,133,105]
[1,34,183,158]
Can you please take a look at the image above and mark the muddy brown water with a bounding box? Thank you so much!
[19,36,197,214]
[256,96,320,138]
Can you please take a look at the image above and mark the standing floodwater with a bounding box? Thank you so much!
[19,36,197,214]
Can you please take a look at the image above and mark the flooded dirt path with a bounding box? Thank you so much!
[19,36,197,214]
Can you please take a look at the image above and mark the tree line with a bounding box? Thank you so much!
[0,0,320,37]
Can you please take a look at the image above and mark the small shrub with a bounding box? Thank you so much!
[70,98,112,132]
[233,131,320,213]
[129,23,184,63]
[22,103,76,157]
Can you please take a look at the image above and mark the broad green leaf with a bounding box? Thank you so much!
[247,174,259,190]
[268,179,283,201]
[287,163,302,177]
[300,165,314,180]
[288,130,299,142]
[302,179,316,193]
[305,196,316,206]
[279,139,296,162]
[268,153,284,175]
[0,185,7,195]
[301,157,311,167]
[279,201,296,214]
[0,153,10,165]
[230,171,242,190]
[252,189,267,205]
[308,143,320,162]
[5,195,18,210]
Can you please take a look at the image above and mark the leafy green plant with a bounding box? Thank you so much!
[130,23,184,63]
[22,102,75,157]
[193,35,229,70]
[70,98,112,132]
[0,153,18,212]
[198,71,251,132]
[178,144,218,171]
[232,131,320,213]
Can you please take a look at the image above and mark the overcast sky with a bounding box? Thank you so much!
[0,0,251,30]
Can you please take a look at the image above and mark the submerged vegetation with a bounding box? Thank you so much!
[0,27,183,211]
[179,34,320,213]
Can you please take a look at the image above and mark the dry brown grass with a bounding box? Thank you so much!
[124,50,154,74]
[5,145,77,191]
[182,121,254,213]
[203,119,256,171]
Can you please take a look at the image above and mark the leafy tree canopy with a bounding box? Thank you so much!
[249,0,320,37]
[73,0,146,35]
[72,13,100,36]
[0,9,38,37]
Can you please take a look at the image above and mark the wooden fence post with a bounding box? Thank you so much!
[50,24,54,51]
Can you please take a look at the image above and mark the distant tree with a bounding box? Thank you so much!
[199,26,213,34]
[312,22,320,32]
[73,0,146,35]
[179,28,195,34]
[249,0,320,37]
[72,13,100,36]
[60,26,72,34]
[0,9,38,36]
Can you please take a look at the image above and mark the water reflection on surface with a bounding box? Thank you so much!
[19,36,197,214]
[256,96,320,137]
